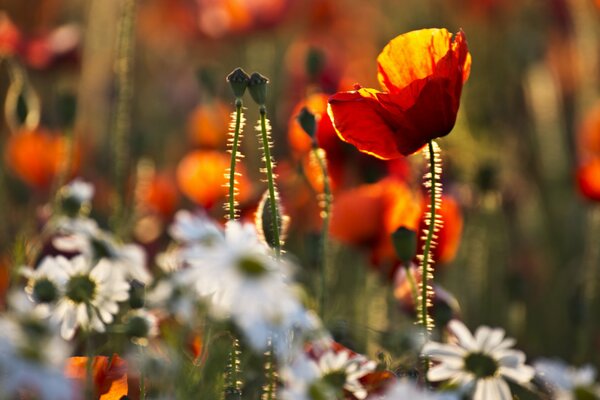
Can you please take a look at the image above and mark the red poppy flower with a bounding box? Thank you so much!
[65,354,128,399]
[328,28,471,159]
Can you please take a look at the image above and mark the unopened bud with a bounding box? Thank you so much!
[391,227,417,263]
[248,72,269,106]
[297,107,317,141]
[226,68,250,98]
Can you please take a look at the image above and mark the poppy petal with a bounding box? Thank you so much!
[377,28,453,93]
[328,89,427,159]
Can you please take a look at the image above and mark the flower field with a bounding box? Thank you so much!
[0,1,599,399]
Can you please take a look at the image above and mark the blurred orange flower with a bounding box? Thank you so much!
[330,178,421,260]
[187,100,231,149]
[0,12,21,56]
[577,159,600,202]
[177,150,251,209]
[139,172,180,217]
[576,102,600,201]
[5,129,79,189]
[328,28,471,159]
[65,354,128,400]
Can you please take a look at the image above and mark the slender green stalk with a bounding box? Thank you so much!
[110,0,137,236]
[139,346,146,400]
[311,146,332,316]
[257,106,281,258]
[224,337,242,399]
[261,339,277,400]
[227,99,244,221]
[418,141,442,377]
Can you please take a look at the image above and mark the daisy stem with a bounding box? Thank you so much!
[139,346,146,400]
[258,106,281,258]
[312,146,332,317]
[227,99,244,221]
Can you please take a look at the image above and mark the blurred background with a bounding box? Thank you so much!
[0,0,599,369]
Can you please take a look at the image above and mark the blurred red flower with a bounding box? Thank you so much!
[576,102,600,201]
[139,172,180,217]
[65,354,128,400]
[177,150,252,209]
[328,28,471,159]
[0,12,22,56]
[187,100,231,149]
[4,129,80,189]
[577,159,600,202]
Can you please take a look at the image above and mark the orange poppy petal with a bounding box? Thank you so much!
[328,89,426,159]
[377,28,453,93]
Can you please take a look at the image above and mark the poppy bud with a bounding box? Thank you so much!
[297,107,317,141]
[226,68,250,98]
[391,227,417,263]
[248,72,269,106]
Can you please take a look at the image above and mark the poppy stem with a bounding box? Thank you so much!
[312,146,333,317]
[262,337,277,400]
[224,336,243,399]
[226,98,245,221]
[418,140,442,372]
[257,106,282,258]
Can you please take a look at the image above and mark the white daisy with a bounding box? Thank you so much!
[52,222,151,284]
[123,309,159,346]
[534,358,600,399]
[176,220,304,352]
[29,255,130,340]
[169,210,223,245]
[279,350,375,400]
[60,178,94,204]
[0,292,72,400]
[422,319,535,400]
[381,379,458,400]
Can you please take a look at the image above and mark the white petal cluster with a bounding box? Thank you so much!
[52,218,151,284]
[279,349,375,400]
[174,219,305,353]
[380,379,458,400]
[422,320,535,400]
[0,292,71,400]
[534,358,600,399]
[24,255,130,339]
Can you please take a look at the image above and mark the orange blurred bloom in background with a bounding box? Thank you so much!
[187,100,231,149]
[328,28,471,159]
[177,150,252,209]
[139,172,180,217]
[577,159,600,202]
[65,355,128,400]
[330,177,463,276]
[576,101,600,201]
[4,129,79,189]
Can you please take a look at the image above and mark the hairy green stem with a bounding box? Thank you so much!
[258,106,281,258]
[228,99,243,221]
